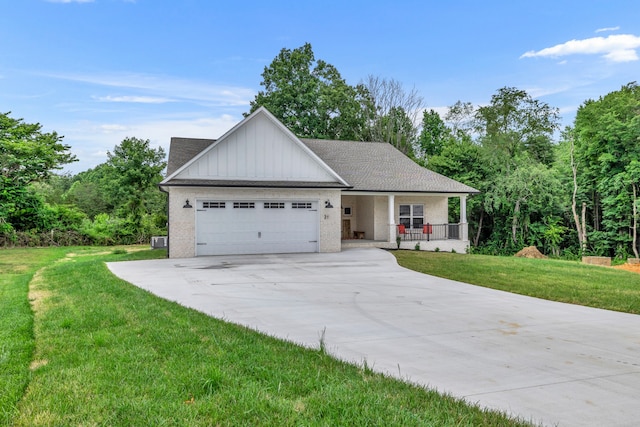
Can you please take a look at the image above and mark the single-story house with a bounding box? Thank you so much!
[159,107,479,258]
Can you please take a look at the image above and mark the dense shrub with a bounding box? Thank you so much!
[0,230,90,247]
[0,212,166,248]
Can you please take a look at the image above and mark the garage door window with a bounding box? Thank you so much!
[233,202,255,209]
[264,202,285,209]
[202,201,225,208]
[292,202,312,209]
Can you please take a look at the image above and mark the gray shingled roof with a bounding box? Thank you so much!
[302,139,479,194]
[166,137,216,176]
[164,136,478,194]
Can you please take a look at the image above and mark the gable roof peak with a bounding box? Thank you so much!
[161,107,349,187]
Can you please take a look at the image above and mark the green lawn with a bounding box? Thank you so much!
[0,247,70,425]
[2,246,529,426]
[393,251,640,314]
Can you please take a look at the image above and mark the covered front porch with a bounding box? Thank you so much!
[339,193,470,253]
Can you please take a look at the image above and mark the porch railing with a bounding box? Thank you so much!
[397,223,462,241]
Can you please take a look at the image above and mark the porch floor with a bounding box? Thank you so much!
[341,238,469,253]
[341,239,394,250]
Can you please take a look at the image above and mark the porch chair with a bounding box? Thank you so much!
[397,224,407,240]
[422,223,433,241]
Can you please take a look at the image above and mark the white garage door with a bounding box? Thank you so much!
[195,200,319,256]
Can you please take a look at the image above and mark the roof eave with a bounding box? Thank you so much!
[343,189,480,195]
[159,182,352,190]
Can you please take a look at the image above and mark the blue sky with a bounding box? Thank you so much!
[2,0,639,173]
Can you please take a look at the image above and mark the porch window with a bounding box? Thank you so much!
[399,204,424,229]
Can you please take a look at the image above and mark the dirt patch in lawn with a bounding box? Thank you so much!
[514,246,547,259]
[613,263,640,274]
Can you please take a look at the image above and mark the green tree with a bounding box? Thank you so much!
[626,160,640,258]
[65,164,115,219]
[427,103,489,247]
[248,43,369,141]
[471,88,562,251]
[573,82,640,256]
[31,173,74,205]
[553,128,588,254]
[0,112,76,232]
[105,137,166,233]
[475,87,560,168]
[484,162,565,248]
[543,217,568,257]
[418,109,449,159]
[445,101,475,138]
[426,91,565,253]
[376,106,417,156]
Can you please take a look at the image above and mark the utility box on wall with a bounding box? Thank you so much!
[151,236,168,249]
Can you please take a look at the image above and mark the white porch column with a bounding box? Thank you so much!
[388,194,395,243]
[459,194,468,241]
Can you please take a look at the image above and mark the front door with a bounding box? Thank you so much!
[342,219,351,239]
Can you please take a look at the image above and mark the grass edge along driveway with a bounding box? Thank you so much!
[2,246,531,427]
[393,251,640,315]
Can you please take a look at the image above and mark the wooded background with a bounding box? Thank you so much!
[2,44,638,259]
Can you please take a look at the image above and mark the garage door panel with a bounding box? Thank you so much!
[196,200,318,256]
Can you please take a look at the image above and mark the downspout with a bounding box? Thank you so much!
[159,185,170,258]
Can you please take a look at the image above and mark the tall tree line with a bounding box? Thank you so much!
[2,42,637,257]
[571,83,640,258]
[0,120,167,246]
[248,43,423,157]
[250,44,639,258]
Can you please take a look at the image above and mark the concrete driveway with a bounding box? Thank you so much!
[107,248,640,426]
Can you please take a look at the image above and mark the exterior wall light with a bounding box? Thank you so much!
[183,199,193,208]
[325,200,333,208]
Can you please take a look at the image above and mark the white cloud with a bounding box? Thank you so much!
[95,95,173,104]
[524,85,573,98]
[98,124,129,133]
[44,71,254,107]
[61,114,241,173]
[596,26,620,33]
[603,49,639,62]
[520,34,640,63]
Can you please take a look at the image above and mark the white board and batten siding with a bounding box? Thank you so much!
[195,199,319,256]
[175,113,337,183]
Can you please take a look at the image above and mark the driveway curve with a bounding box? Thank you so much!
[107,248,640,426]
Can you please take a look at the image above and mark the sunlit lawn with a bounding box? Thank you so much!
[393,250,640,314]
[2,246,530,426]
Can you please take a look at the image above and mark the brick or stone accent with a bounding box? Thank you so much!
[582,256,612,267]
